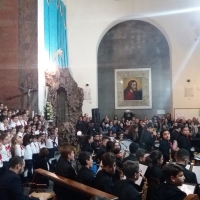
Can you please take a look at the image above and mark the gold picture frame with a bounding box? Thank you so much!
[115,68,152,109]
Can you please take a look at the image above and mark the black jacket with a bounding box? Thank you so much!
[0,170,38,200]
[171,130,180,142]
[54,156,76,200]
[81,143,94,154]
[177,134,191,154]
[96,145,107,161]
[115,157,123,169]
[95,169,114,194]
[145,165,165,183]
[76,166,95,187]
[113,179,141,200]
[140,130,156,152]
[33,156,49,187]
[91,140,100,153]
[151,183,186,200]
[176,163,198,184]
[76,121,88,135]
[159,139,172,162]
[123,154,137,164]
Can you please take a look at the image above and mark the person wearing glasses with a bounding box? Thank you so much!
[113,161,141,200]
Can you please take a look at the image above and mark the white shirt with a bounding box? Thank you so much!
[34,130,40,135]
[9,120,18,129]
[30,142,39,154]
[46,138,54,149]
[24,144,33,160]
[18,120,26,127]
[17,120,23,126]
[38,142,46,149]
[0,144,11,161]
[0,122,8,131]
[15,144,24,157]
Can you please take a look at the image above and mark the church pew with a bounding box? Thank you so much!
[32,168,118,200]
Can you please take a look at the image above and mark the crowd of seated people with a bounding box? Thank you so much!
[75,112,200,200]
[53,142,199,200]
[77,112,200,163]
[1,102,200,200]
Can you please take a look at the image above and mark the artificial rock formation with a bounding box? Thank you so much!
[45,66,84,144]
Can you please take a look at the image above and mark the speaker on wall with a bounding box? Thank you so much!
[92,108,100,124]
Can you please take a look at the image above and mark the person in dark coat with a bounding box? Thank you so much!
[145,150,165,183]
[112,148,123,169]
[176,149,198,185]
[135,148,149,165]
[123,142,139,164]
[113,161,141,200]
[159,130,173,163]
[170,124,182,142]
[140,123,156,152]
[95,152,116,194]
[33,147,50,187]
[76,152,95,186]
[177,127,192,156]
[53,144,77,200]
[81,135,94,154]
[76,116,88,135]
[138,120,145,140]
[91,133,101,153]
[151,163,186,200]
[96,136,110,161]
[0,156,45,200]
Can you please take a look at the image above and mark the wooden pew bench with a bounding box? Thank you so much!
[31,168,118,200]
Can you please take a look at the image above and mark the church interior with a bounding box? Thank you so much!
[0,0,200,200]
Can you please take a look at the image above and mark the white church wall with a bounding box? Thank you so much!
[64,0,200,117]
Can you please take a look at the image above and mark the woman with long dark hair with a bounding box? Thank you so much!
[145,150,164,182]
[127,124,140,143]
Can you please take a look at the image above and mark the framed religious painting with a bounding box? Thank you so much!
[115,68,152,109]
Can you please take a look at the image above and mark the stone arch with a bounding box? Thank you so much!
[97,20,171,118]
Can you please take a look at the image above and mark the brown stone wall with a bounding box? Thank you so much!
[0,0,19,108]
[0,0,38,111]
[18,0,38,112]
[45,67,84,143]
